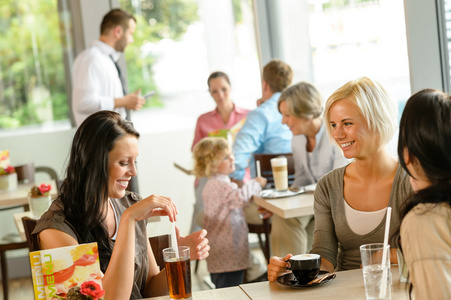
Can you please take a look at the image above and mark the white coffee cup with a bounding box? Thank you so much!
[270,157,288,191]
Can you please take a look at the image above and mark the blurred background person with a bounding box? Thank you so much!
[190,71,249,233]
[193,137,266,288]
[72,8,145,126]
[230,59,293,185]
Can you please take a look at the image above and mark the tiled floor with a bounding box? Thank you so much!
[2,245,267,299]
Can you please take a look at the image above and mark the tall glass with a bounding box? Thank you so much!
[163,246,192,300]
[270,157,288,191]
[360,243,391,300]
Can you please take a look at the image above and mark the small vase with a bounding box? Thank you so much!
[0,172,18,191]
[28,195,51,219]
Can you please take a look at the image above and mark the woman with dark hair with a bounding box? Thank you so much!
[191,71,249,150]
[398,89,451,299]
[33,111,210,300]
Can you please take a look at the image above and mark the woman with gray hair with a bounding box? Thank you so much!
[268,82,348,257]
[267,77,412,280]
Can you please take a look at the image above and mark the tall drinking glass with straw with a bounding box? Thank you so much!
[163,222,192,299]
[360,207,392,300]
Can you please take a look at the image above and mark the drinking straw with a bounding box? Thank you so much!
[171,221,179,259]
[379,207,392,298]
[256,160,261,178]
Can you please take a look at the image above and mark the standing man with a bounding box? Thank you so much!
[231,59,293,183]
[72,8,145,126]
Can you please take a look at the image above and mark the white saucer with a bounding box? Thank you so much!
[259,187,306,199]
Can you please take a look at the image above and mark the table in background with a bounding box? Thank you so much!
[143,286,250,299]
[0,180,57,208]
[239,266,408,300]
[253,191,314,219]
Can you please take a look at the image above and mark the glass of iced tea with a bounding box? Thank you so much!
[163,246,192,300]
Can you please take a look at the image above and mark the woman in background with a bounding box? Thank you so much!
[398,89,451,299]
[190,71,249,232]
[269,82,348,257]
[267,77,411,280]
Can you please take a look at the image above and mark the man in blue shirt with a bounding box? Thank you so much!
[231,59,293,182]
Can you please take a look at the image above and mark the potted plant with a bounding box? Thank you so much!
[28,183,52,218]
[0,165,17,191]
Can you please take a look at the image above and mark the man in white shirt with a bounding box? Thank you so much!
[72,8,145,125]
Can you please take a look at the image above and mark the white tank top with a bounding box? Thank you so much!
[344,199,387,235]
[108,198,119,240]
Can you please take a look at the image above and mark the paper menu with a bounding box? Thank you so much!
[29,242,103,300]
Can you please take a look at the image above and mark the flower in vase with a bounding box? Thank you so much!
[0,165,15,176]
[66,281,105,300]
[29,183,52,198]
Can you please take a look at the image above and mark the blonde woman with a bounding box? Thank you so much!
[267,77,412,280]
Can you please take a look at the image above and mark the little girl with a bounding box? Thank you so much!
[193,137,267,288]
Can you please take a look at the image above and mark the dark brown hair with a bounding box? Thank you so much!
[262,59,293,92]
[207,71,231,89]
[60,110,139,272]
[100,8,136,35]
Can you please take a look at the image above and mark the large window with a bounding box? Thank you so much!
[119,0,261,134]
[0,0,73,133]
[272,0,411,113]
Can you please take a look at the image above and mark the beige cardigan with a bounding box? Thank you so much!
[401,202,451,299]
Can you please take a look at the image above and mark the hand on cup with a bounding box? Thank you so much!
[285,254,321,284]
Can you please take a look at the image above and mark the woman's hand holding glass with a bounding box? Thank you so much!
[267,254,293,281]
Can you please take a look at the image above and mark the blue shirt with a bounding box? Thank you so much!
[231,92,292,180]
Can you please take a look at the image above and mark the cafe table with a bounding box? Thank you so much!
[0,180,57,209]
[239,265,409,300]
[252,184,316,219]
[142,285,251,299]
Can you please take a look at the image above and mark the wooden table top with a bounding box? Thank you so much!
[143,285,250,299]
[0,180,56,208]
[239,266,409,300]
[253,191,314,219]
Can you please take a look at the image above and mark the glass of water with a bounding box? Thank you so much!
[360,243,392,300]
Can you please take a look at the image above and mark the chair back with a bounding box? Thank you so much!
[149,234,170,270]
[21,216,39,251]
[15,163,36,184]
[253,153,295,189]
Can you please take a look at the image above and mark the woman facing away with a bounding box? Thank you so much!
[267,77,412,281]
[397,89,451,299]
[32,111,210,300]
[268,81,348,257]
[190,71,249,233]
[192,137,266,288]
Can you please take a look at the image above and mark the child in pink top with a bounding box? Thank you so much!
[193,137,267,288]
